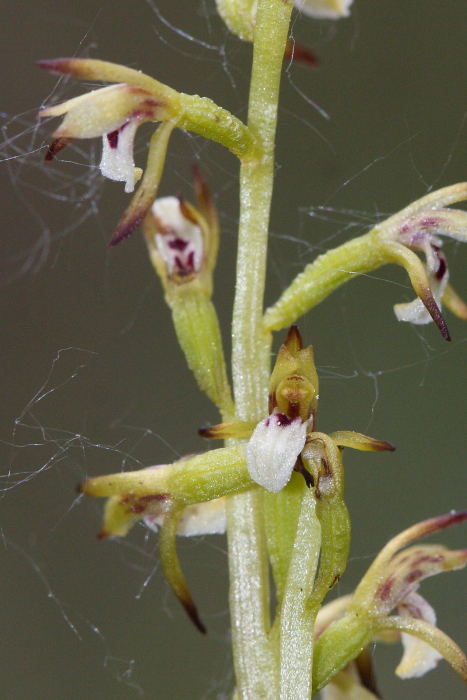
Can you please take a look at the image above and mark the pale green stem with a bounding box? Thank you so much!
[263,229,387,332]
[227,1,293,699]
[279,488,321,700]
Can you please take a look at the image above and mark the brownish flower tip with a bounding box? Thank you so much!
[182,598,207,635]
[192,164,211,211]
[284,39,319,68]
[76,479,88,494]
[285,324,303,351]
[45,137,73,162]
[108,209,146,247]
[419,511,467,539]
[36,58,85,78]
[36,59,69,74]
[370,440,396,452]
[177,194,199,226]
[421,287,451,341]
[97,529,110,540]
[198,426,214,438]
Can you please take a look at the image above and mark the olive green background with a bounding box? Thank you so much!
[1,1,466,698]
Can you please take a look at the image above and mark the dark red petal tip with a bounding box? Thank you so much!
[44,137,73,161]
[36,58,74,75]
[284,39,319,68]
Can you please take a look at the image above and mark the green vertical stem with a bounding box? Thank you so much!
[227,1,293,699]
[279,488,321,700]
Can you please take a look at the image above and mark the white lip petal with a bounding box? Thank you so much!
[294,0,353,19]
[144,497,226,536]
[245,413,308,493]
[100,120,140,193]
[396,592,442,678]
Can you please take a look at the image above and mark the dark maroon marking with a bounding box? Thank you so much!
[294,455,314,488]
[266,413,291,427]
[400,221,410,234]
[76,479,88,493]
[142,98,164,109]
[168,237,189,251]
[174,255,184,271]
[287,401,300,420]
[376,574,396,603]
[130,109,157,121]
[107,129,120,149]
[435,255,447,281]
[320,456,331,478]
[139,494,167,503]
[198,426,215,438]
[192,164,212,216]
[420,217,440,229]
[405,568,424,584]
[186,251,195,269]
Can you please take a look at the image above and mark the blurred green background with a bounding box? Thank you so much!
[1,1,466,698]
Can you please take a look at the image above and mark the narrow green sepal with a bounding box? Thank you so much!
[158,504,207,633]
[263,472,307,601]
[81,446,252,506]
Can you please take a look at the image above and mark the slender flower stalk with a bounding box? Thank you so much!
[228,2,294,695]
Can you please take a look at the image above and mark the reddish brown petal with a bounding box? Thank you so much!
[284,39,319,67]
[44,137,73,161]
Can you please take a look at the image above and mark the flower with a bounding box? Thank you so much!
[143,166,219,293]
[38,58,257,246]
[390,208,467,334]
[38,58,181,244]
[96,462,227,540]
[201,326,393,493]
[263,184,467,341]
[294,0,354,19]
[38,60,180,194]
[312,512,467,694]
